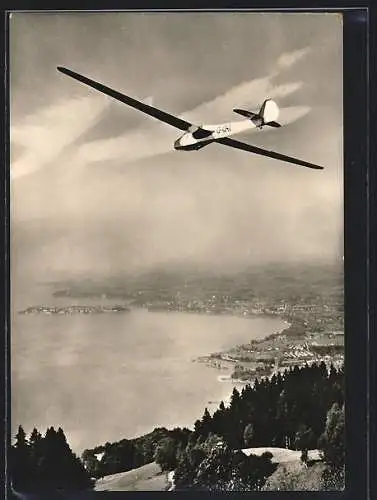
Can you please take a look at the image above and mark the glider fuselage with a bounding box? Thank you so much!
[174,119,258,151]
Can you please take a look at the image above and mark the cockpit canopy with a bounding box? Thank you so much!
[192,127,213,140]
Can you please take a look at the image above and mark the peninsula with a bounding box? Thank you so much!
[18,305,130,315]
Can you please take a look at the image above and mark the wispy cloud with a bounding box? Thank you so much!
[74,73,310,166]
[11,47,313,178]
[75,126,175,165]
[277,47,312,69]
[11,96,108,179]
[180,78,305,124]
[278,105,311,125]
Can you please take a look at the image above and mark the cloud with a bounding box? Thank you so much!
[75,75,309,166]
[278,105,311,125]
[143,96,154,106]
[11,47,312,178]
[75,126,175,165]
[277,47,312,69]
[74,104,311,167]
[11,96,109,179]
[181,80,305,124]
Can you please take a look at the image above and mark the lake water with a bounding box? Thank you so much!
[11,287,285,453]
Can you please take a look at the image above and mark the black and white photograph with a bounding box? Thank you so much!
[9,11,344,494]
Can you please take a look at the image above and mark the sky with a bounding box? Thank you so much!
[10,11,344,286]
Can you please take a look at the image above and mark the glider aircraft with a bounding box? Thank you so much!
[57,66,324,170]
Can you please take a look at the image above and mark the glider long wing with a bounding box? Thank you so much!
[216,136,324,170]
[58,67,324,170]
[57,66,193,132]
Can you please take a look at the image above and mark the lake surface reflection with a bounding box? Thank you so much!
[12,293,285,453]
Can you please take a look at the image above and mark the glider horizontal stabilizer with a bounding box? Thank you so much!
[266,121,281,128]
[233,108,281,128]
[233,108,259,119]
[57,66,193,132]
[216,136,324,170]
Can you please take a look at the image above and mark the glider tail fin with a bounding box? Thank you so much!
[233,99,281,128]
[258,98,281,127]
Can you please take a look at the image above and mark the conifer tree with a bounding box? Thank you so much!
[318,403,345,469]
[194,408,213,440]
[12,426,31,491]
[243,423,255,448]
[28,428,43,488]
[25,426,93,492]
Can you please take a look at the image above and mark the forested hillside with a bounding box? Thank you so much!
[81,362,344,491]
[11,362,344,492]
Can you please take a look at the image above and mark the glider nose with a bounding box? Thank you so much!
[174,138,182,150]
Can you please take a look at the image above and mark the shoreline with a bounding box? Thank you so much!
[15,301,342,451]
[196,318,291,367]
[14,305,286,454]
[199,318,292,410]
[197,311,344,400]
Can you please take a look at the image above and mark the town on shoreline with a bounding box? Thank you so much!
[13,264,345,492]
[21,263,344,382]
[18,304,130,315]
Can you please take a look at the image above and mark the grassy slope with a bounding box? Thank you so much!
[241,447,321,463]
[94,462,170,492]
[241,447,331,491]
[93,448,324,492]
[262,462,327,491]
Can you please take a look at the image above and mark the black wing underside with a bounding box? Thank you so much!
[216,137,324,170]
[57,66,193,132]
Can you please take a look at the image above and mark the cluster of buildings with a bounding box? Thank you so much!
[19,305,129,315]
[227,328,344,382]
